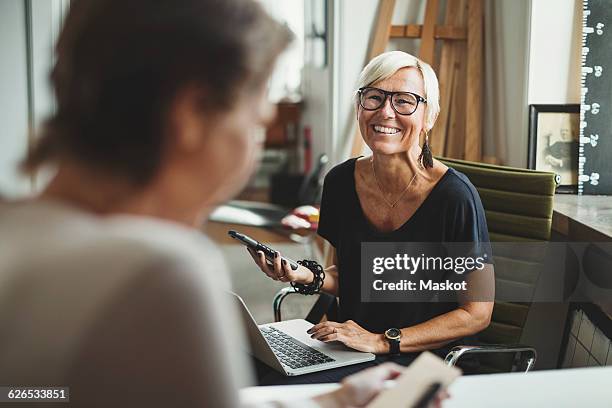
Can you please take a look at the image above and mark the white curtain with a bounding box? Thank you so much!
[483,0,531,166]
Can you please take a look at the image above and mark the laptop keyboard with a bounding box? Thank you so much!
[260,326,335,369]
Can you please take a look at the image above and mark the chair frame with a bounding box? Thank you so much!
[444,344,537,373]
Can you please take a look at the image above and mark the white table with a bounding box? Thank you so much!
[444,366,612,407]
[240,366,612,407]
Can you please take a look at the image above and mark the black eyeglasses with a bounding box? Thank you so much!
[358,87,427,116]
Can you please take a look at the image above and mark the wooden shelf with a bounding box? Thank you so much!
[265,101,303,148]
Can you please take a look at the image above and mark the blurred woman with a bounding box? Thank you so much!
[0,0,402,406]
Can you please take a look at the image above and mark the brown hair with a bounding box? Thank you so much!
[23,0,292,185]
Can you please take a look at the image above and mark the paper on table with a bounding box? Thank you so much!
[367,352,461,408]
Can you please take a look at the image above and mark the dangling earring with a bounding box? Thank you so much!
[419,130,434,169]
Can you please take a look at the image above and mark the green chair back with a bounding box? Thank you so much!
[439,157,557,372]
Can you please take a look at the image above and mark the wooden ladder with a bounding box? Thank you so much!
[349,0,484,162]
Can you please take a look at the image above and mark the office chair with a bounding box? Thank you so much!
[272,157,559,373]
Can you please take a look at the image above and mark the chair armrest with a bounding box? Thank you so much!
[273,287,338,323]
[444,344,537,373]
[273,287,301,322]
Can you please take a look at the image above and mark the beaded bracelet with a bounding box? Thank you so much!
[290,260,325,295]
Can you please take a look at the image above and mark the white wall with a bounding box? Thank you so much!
[528,0,582,105]
[479,0,582,167]
[484,0,581,167]
[0,0,31,197]
[31,0,62,130]
[0,0,65,198]
[299,0,332,172]
[331,0,377,162]
[259,0,305,102]
[483,0,531,167]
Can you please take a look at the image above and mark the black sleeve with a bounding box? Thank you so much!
[317,166,342,248]
[448,181,493,264]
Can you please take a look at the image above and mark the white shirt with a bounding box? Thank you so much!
[0,199,319,408]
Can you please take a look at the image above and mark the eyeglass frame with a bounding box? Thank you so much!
[357,86,427,116]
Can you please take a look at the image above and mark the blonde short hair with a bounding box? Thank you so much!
[355,51,440,131]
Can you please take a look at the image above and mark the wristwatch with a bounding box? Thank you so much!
[384,328,401,355]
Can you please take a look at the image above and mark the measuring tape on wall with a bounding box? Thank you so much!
[580,0,612,194]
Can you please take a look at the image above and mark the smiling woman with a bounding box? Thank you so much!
[250,51,495,385]
[355,51,440,138]
[355,53,438,171]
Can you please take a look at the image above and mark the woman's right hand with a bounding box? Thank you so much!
[246,248,314,284]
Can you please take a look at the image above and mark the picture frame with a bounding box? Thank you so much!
[528,104,580,193]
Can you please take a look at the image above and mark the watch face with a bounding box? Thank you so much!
[386,328,401,339]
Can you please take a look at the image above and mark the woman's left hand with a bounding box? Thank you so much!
[307,320,388,354]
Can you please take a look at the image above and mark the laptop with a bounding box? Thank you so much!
[230,292,375,376]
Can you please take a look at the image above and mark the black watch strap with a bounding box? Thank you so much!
[389,338,400,355]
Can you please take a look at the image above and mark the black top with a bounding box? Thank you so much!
[317,157,492,338]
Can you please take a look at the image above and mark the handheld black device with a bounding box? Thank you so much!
[413,382,442,408]
[228,230,299,271]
